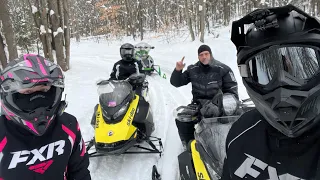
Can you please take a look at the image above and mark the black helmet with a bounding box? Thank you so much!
[231,4,320,137]
[120,43,135,62]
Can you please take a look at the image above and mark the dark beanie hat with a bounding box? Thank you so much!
[198,45,212,55]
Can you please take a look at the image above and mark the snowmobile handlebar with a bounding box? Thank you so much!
[96,73,146,86]
[174,97,254,123]
[125,73,146,86]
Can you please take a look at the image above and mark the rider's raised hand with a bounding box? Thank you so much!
[175,56,186,71]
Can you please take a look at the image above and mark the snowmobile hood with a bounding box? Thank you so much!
[97,80,134,122]
[94,96,139,144]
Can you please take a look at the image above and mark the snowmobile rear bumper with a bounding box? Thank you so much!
[86,136,163,158]
[95,138,137,155]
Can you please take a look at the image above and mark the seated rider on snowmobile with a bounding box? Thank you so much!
[90,43,154,139]
[170,44,239,148]
[109,43,145,96]
[222,5,320,180]
[134,42,155,73]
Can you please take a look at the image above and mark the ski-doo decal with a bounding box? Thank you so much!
[191,140,210,180]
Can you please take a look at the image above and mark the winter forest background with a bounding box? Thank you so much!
[0,0,318,71]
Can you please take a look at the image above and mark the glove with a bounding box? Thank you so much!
[200,100,221,118]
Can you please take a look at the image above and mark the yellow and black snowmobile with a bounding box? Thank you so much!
[86,73,163,157]
[176,97,254,180]
[152,93,254,180]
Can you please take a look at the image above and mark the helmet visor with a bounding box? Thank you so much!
[120,48,134,56]
[245,46,320,86]
[1,78,64,93]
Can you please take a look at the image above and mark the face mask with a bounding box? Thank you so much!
[13,87,56,111]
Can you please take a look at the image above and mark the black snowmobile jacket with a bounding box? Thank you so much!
[222,109,320,180]
[0,113,91,180]
[170,59,238,101]
[109,59,144,80]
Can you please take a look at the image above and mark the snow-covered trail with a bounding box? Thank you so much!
[62,27,248,180]
[63,40,192,180]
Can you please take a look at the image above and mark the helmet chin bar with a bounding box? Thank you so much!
[244,80,320,137]
[23,100,67,136]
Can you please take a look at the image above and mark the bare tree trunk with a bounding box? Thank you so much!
[63,0,70,69]
[124,16,129,36]
[138,1,143,40]
[223,0,230,26]
[69,0,80,42]
[125,0,135,39]
[311,0,316,16]
[184,0,195,41]
[195,0,199,36]
[317,1,320,16]
[41,0,54,60]
[58,0,65,41]
[0,32,7,68]
[0,0,18,61]
[205,3,210,34]
[29,0,54,60]
[48,0,67,71]
[249,0,265,8]
[199,0,206,42]
[153,0,157,31]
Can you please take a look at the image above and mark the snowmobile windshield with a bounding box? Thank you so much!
[240,45,320,91]
[134,42,154,51]
[134,42,154,59]
[97,80,133,123]
[194,116,239,176]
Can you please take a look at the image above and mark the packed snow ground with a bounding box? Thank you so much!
[63,27,249,180]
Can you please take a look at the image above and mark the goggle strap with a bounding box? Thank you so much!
[238,64,249,77]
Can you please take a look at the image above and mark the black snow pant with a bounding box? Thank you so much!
[175,119,197,146]
[133,85,144,98]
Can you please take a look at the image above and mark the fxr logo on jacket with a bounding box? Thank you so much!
[8,140,65,169]
[234,153,304,180]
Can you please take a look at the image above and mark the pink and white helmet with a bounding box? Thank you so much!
[0,54,65,136]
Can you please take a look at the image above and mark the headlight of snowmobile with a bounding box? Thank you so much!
[96,140,127,150]
[102,109,112,120]
[222,94,239,116]
[113,102,129,119]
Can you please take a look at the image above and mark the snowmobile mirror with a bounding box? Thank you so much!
[222,94,239,116]
[96,79,109,85]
